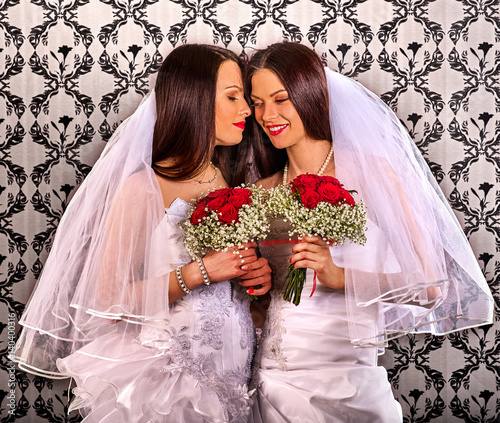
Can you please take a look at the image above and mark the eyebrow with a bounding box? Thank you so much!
[250,89,287,99]
[225,85,243,91]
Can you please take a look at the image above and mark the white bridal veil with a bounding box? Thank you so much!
[14,92,178,377]
[325,68,493,347]
[13,67,495,378]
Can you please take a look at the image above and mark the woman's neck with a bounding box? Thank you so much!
[285,140,333,180]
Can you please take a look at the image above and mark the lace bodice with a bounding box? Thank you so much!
[140,198,256,422]
[256,219,298,371]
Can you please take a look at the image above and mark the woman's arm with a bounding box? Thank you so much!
[167,243,270,303]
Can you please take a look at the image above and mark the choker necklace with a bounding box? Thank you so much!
[283,143,334,184]
[191,162,218,184]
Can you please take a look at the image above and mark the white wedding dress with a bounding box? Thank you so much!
[58,198,255,422]
[251,219,403,423]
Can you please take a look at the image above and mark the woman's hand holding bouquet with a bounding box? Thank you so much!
[183,185,271,298]
[268,174,367,305]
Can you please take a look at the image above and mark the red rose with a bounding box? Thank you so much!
[291,174,321,193]
[207,188,231,199]
[195,196,210,208]
[190,205,209,225]
[300,190,321,209]
[228,188,252,208]
[228,194,250,208]
[206,196,227,210]
[218,203,240,225]
[341,189,355,207]
[320,175,343,187]
[318,182,342,205]
[232,188,252,201]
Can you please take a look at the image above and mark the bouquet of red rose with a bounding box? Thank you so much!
[268,174,367,305]
[182,185,270,260]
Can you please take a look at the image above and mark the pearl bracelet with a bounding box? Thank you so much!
[197,258,211,286]
[176,266,192,294]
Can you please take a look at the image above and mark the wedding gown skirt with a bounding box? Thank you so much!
[251,221,403,423]
[57,199,255,422]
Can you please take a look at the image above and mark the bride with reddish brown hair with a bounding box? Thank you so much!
[245,42,493,422]
[13,44,271,422]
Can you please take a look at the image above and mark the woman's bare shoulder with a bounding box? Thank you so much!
[255,172,282,189]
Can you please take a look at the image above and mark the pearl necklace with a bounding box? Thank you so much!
[282,143,334,184]
[190,162,218,184]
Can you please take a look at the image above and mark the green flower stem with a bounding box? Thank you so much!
[279,264,307,306]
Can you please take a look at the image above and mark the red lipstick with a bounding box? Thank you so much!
[233,121,246,130]
[267,124,288,136]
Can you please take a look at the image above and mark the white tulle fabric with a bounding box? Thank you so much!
[14,92,168,377]
[251,219,403,423]
[324,68,493,347]
[14,92,256,421]
[57,199,255,422]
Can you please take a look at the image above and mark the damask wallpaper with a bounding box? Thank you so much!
[0,0,498,422]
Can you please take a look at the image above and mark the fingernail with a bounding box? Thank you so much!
[241,265,249,270]
[248,288,254,294]
[289,258,292,263]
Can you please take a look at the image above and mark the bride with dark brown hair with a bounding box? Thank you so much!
[14,44,271,422]
[245,42,493,422]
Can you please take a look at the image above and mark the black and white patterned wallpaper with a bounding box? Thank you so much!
[1,0,499,421]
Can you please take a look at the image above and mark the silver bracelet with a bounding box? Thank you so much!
[197,258,211,285]
[176,266,192,294]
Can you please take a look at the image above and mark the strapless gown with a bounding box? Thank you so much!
[251,219,403,423]
[58,198,255,422]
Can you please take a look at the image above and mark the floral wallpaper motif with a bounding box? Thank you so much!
[1,0,498,421]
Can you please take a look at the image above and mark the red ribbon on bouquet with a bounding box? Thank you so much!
[260,239,299,247]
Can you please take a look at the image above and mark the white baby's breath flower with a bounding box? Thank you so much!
[267,183,367,246]
[182,185,270,259]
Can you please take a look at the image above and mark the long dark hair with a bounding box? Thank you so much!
[152,44,247,186]
[245,42,332,179]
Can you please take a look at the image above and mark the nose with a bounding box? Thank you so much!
[261,103,278,123]
[240,100,251,118]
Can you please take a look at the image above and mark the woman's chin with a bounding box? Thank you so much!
[215,137,243,147]
[268,139,289,150]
